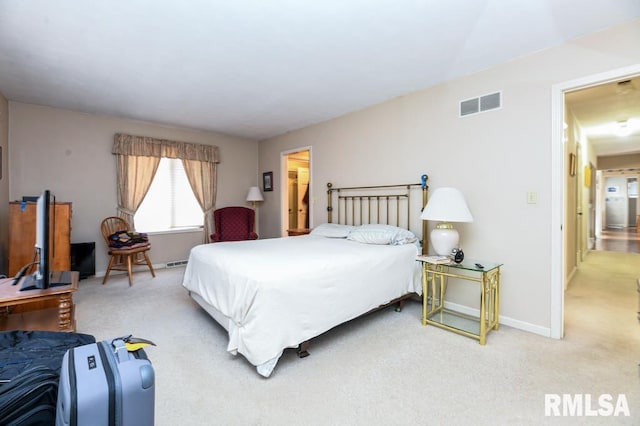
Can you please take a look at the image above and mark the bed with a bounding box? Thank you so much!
[182,176,429,377]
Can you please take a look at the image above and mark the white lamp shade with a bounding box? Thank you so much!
[246,186,264,202]
[422,187,473,256]
[420,187,473,222]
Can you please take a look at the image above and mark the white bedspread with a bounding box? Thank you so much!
[182,235,421,377]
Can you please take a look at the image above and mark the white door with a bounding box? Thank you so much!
[297,167,309,228]
[288,171,298,229]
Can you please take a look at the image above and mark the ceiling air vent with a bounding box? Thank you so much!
[460,91,502,117]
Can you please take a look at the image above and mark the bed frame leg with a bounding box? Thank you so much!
[395,300,406,312]
[297,340,310,358]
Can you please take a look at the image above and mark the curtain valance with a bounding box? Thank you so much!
[113,133,220,163]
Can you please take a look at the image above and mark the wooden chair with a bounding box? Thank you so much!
[100,216,155,286]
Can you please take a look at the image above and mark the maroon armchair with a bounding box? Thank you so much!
[210,206,259,242]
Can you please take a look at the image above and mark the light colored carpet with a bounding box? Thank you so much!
[74,250,640,425]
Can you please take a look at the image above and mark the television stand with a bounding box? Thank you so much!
[20,271,74,291]
[0,271,78,332]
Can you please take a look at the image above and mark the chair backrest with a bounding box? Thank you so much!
[100,216,130,245]
[212,207,257,242]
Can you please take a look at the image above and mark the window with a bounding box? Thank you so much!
[135,158,203,232]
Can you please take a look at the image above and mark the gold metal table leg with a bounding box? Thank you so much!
[479,272,487,345]
[494,270,500,330]
[422,264,428,325]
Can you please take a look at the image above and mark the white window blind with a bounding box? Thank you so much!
[135,158,203,232]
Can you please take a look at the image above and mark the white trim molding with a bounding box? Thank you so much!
[444,301,551,338]
[550,64,640,340]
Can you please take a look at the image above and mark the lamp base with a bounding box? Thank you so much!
[430,223,459,256]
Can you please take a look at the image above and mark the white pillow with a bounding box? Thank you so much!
[393,228,419,245]
[347,224,417,245]
[309,223,354,238]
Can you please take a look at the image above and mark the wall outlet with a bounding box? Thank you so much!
[527,191,537,204]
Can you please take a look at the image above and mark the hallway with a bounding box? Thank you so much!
[566,227,639,372]
[565,249,639,413]
[594,229,640,254]
[566,249,639,343]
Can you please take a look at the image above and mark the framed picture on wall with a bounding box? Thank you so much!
[263,171,273,192]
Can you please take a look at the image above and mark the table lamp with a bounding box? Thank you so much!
[420,187,473,256]
[246,186,264,209]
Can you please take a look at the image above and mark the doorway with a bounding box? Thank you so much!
[281,148,311,236]
[604,175,631,229]
[553,64,640,339]
[594,171,640,253]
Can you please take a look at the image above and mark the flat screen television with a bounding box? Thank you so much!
[19,190,52,290]
[15,190,73,291]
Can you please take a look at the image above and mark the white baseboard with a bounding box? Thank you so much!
[444,301,553,338]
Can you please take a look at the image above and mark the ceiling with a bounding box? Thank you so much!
[0,1,639,141]
[566,77,640,157]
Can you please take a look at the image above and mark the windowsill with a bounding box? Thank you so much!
[145,227,203,236]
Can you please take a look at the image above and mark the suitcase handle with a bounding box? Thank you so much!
[113,335,156,352]
[111,339,129,363]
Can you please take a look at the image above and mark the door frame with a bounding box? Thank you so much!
[575,142,583,265]
[551,64,640,339]
[280,146,312,237]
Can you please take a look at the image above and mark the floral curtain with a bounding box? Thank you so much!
[114,153,160,229]
[182,159,217,243]
[113,133,220,163]
[112,133,220,239]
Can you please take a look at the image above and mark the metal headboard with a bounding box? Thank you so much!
[327,174,429,254]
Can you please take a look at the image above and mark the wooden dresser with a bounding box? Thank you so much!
[9,201,72,276]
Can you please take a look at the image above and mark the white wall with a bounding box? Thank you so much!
[8,103,259,275]
[258,19,640,334]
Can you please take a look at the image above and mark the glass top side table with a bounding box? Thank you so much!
[417,257,503,344]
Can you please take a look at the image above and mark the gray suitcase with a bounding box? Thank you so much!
[56,337,155,426]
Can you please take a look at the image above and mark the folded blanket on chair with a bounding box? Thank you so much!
[108,231,149,248]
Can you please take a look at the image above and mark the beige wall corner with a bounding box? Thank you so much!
[8,103,259,274]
